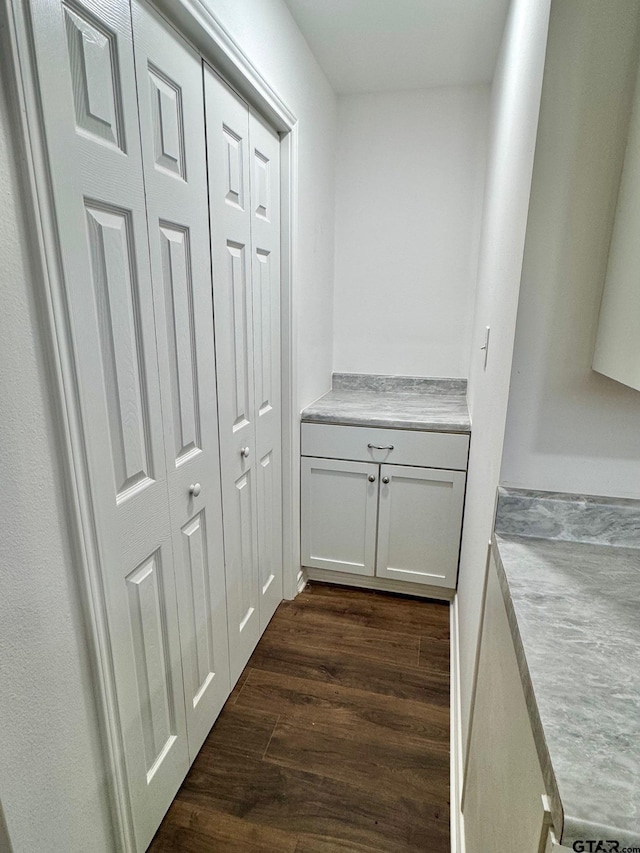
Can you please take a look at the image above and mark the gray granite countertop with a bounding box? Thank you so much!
[492,490,640,847]
[301,373,471,433]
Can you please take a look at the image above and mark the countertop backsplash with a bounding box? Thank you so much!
[495,486,640,549]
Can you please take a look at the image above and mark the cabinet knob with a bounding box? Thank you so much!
[382,476,390,484]
[240,447,250,458]
[368,474,376,483]
[189,483,202,497]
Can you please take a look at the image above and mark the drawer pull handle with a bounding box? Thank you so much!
[367,443,394,451]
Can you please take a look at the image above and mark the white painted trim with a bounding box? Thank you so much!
[280,126,301,601]
[153,0,295,132]
[4,0,299,848]
[461,540,492,810]
[297,567,308,594]
[450,595,467,853]
[305,569,454,601]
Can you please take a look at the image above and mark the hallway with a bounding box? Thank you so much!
[149,584,451,852]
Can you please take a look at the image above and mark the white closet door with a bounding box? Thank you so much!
[204,66,261,682]
[132,0,230,760]
[27,1,188,849]
[249,110,283,631]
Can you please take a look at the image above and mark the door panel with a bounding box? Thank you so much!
[158,223,200,464]
[235,470,257,629]
[376,465,465,589]
[85,202,154,499]
[258,449,276,595]
[226,240,253,429]
[28,1,188,848]
[126,550,178,782]
[301,457,379,576]
[63,4,124,148]
[132,0,230,761]
[249,110,283,630]
[180,511,218,706]
[205,65,261,683]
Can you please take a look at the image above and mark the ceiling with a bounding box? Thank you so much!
[282,0,511,95]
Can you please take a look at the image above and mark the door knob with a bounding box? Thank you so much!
[189,483,202,497]
[368,474,376,483]
[240,447,250,458]
[382,476,390,484]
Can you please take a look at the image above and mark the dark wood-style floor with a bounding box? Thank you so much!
[149,583,451,853]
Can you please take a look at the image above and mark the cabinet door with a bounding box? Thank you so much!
[132,0,230,762]
[301,457,378,575]
[376,465,465,588]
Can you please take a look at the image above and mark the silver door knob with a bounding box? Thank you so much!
[189,483,202,497]
[240,447,250,458]
[368,474,376,483]
[382,476,390,484]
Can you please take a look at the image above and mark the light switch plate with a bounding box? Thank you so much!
[480,325,490,369]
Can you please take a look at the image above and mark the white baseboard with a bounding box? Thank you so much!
[296,567,307,594]
[304,567,454,601]
[450,595,467,853]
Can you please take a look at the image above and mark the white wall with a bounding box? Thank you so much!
[455,0,551,759]
[501,0,640,499]
[0,1,336,849]
[332,87,489,378]
[0,56,115,853]
[202,0,337,410]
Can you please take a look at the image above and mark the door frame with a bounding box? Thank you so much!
[2,1,299,849]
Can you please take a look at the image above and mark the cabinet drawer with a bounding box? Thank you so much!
[301,422,469,471]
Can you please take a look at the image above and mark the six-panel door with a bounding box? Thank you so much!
[204,65,284,684]
[301,458,379,575]
[132,0,231,763]
[249,110,284,633]
[28,1,190,848]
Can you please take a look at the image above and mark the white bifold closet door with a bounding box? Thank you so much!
[204,66,283,683]
[28,0,229,849]
[131,0,230,761]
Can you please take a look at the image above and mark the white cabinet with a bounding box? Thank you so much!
[464,552,562,852]
[301,423,468,591]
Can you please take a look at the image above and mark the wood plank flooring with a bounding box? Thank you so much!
[149,583,451,853]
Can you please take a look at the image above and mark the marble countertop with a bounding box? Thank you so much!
[301,374,471,433]
[493,531,640,848]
